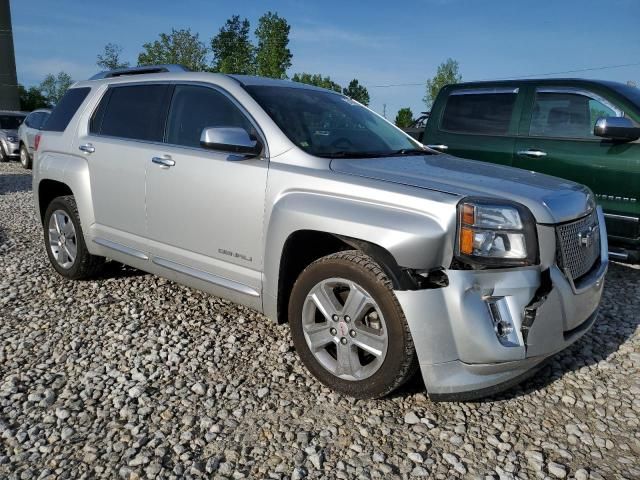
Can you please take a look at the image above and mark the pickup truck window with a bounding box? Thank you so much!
[166,85,253,149]
[244,85,418,157]
[0,114,25,130]
[529,91,617,138]
[92,84,172,142]
[441,92,517,135]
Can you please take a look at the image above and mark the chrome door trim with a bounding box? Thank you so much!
[93,237,149,260]
[535,87,623,117]
[151,256,260,298]
[450,87,519,96]
[603,212,639,223]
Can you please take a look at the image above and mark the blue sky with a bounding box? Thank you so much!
[10,0,640,118]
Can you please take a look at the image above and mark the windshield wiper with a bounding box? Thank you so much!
[387,148,432,156]
[316,151,392,158]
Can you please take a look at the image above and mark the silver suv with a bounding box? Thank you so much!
[0,110,27,163]
[33,65,608,400]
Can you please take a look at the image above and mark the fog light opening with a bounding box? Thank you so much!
[486,297,521,347]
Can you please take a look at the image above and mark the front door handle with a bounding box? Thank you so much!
[517,149,547,158]
[152,156,175,168]
[79,143,95,154]
[426,144,448,151]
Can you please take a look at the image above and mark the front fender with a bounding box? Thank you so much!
[262,190,457,319]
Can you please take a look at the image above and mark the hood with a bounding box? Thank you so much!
[330,154,594,224]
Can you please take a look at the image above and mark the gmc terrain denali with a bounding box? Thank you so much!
[33,65,608,400]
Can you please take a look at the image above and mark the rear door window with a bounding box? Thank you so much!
[529,91,619,138]
[43,87,91,132]
[92,84,172,142]
[441,91,518,135]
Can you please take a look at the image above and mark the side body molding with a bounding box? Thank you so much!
[262,190,458,321]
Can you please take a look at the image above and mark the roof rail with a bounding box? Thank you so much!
[89,64,191,80]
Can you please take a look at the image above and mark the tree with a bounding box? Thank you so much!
[423,58,461,109]
[211,15,255,74]
[292,73,341,92]
[97,43,130,70]
[395,107,414,128]
[255,12,292,79]
[342,79,370,105]
[138,28,208,72]
[18,85,50,111]
[39,72,73,105]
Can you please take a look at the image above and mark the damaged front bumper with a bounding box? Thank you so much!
[396,208,608,401]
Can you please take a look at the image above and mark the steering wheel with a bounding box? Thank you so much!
[330,137,354,151]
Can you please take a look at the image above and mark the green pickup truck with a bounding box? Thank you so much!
[422,79,640,262]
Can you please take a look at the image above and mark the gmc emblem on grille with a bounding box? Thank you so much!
[578,225,597,248]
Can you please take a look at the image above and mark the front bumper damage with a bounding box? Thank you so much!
[396,208,608,401]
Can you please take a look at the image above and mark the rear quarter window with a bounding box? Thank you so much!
[42,87,91,132]
[440,92,517,135]
[91,84,172,142]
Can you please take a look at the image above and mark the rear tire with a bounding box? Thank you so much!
[43,195,105,280]
[20,144,32,169]
[288,250,419,399]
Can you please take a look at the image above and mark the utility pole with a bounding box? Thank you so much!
[0,0,20,110]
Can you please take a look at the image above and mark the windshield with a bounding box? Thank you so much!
[244,85,422,157]
[610,83,640,109]
[0,115,25,130]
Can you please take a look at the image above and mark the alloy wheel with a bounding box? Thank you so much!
[48,209,77,269]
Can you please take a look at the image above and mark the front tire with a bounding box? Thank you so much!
[43,195,105,279]
[288,250,418,399]
[20,144,32,169]
[0,144,8,162]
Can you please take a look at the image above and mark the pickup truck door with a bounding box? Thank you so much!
[422,87,524,167]
[145,84,267,308]
[513,86,640,245]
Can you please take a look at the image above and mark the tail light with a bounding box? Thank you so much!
[34,133,41,151]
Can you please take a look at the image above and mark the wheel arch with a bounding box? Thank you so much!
[263,191,454,323]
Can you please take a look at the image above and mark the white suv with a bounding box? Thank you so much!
[18,108,51,169]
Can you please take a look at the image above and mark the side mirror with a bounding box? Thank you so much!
[594,117,640,142]
[200,127,263,156]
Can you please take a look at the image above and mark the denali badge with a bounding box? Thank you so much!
[578,225,597,248]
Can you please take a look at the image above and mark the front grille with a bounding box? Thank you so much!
[556,210,601,281]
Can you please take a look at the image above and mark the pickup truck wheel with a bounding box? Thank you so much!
[288,250,418,399]
[43,195,105,279]
[20,144,32,169]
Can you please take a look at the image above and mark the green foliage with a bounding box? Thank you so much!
[292,73,342,92]
[342,79,370,105]
[395,107,414,128]
[97,43,130,70]
[255,12,292,79]
[211,16,255,74]
[18,85,50,111]
[423,58,462,109]
[39,72,73,105]
[138,28,208,72]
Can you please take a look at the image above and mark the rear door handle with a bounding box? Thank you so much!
[517,149,547,158]
[79,143,95,154]
[426,144,448,151]
[152,156,175,168]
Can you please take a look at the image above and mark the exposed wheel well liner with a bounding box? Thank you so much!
[38,180,73,224]
[276,230,445,324]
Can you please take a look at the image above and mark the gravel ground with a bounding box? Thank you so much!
[0,161,639,480]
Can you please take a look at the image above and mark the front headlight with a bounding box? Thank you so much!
[456,198,538,267]
[6,135,17,143]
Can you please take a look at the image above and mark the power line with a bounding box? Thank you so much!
[367,61,640,88]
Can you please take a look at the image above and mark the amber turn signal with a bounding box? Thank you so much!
[460,227,474,255]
